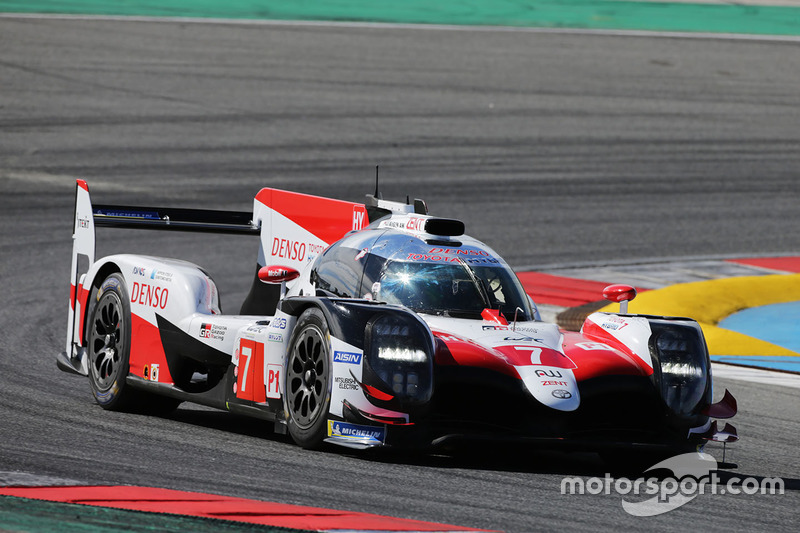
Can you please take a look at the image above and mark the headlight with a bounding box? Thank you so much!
[650,324,709,417]
[377,346,427,363]
[365,313,433,406]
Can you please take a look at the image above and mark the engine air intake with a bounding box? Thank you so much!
[425,218,465,237]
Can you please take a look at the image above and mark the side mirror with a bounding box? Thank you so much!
[602,284,637,314]
[258,265,300,284]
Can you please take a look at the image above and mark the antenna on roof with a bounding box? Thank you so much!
[374,166,382,199]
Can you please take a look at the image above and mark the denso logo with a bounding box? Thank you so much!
[429,247,490,257]
[271,238,306,261]
[333,351,362,364]
[130,282,168,309]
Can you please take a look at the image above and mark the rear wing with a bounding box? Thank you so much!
[64,180,261,361]
[92,204,259,235]
[65,180,377,359]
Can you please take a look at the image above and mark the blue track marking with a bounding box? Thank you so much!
[716,301,800,372]
[719,301,800,353]
[711,355,800,373]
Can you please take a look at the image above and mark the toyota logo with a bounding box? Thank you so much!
[552,389,572,399]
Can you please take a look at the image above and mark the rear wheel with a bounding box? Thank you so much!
[86,273,180,414]
[86,274,136,410]
[285,308,332,449]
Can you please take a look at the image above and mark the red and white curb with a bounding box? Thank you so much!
[0,483,490,533]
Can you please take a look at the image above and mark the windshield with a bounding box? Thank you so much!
[374,260,532,320]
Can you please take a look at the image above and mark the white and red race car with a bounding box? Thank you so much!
[59,180,738,457]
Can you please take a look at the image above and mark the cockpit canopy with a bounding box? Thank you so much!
[311,229,533,321]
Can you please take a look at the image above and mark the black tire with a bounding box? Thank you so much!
[85,273,181,414]
[285,308,332,449]
[86,273,136,410]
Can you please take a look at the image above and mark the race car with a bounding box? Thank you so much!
[59,180,738,458]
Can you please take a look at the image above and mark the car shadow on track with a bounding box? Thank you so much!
[157,407,800,489]
[159,406,613,476]
[361,444,614,478]
[159,406,291,442]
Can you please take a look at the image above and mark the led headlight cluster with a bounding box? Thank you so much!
[377,346,427,363]
[651,324,709,417]
[365,313,433,405]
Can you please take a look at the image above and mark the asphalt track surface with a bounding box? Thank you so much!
[1,16,800,532]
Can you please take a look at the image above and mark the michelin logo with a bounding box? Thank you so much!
[327,421,385,444]
[333,351,362,364]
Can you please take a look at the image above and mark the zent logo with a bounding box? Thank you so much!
[272,318,287,330]
[406,217,424,232]
[333,351,362,364]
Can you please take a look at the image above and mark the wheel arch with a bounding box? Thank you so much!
[80,260,124,345]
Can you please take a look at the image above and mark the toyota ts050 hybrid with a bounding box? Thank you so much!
[59,180,738,459]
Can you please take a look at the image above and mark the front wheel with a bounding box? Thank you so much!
[285,308,332,449]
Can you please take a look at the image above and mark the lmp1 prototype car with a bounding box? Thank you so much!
[59,180,738,457]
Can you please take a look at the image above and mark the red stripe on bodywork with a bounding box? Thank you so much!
[74,284,90,346]
[432,332,574,377]
[76,179,89,191]
[256,188,368,246]
[580,320,653,377]
[727,256,800,273]
[0,486,490,532]
[561,331,651,380]
[433,332,516,377]
[129,313,173,384]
